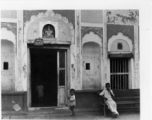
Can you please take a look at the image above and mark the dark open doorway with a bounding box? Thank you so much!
[30,48,58,107]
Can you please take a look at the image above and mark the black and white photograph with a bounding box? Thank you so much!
[0,0,151,120]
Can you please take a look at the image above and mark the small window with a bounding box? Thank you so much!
[86,63,90,70]
[4,62,8,70]
[118,43,123,50]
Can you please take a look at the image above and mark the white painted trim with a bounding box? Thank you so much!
[81,22,103,28]
[82,31,102,46]
[108,32,133,52]
[1,18,17,23]
[1,27,16,45]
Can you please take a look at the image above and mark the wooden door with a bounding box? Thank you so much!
[57,50,67,106]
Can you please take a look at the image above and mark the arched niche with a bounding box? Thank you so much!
[108,32,133,53]
[110,39,130,52]
[1,40,15,54]
[42,24,55,38]
[24,10,74,43]
[82,42,101,89]
[1,39,15,91]
[82,32,102,46]
[1,28,16,45]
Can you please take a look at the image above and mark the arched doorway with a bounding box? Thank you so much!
[24,10,74,108]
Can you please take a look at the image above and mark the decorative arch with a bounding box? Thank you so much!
[1,28,16,91]
[82,41,101,89]
[1,28,16,45]
[24,10,74,43]
[82,42,101,56]
[1,40,15,54]
[108,32,133,52]
[82,32,102,46]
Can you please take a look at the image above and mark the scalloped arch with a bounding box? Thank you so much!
[24,10,74,43]
[82,32,102,46]
[1,27,16,45]
[108,32,133,52]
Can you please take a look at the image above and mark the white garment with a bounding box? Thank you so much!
[69,95,76,106]
[100,89,119,115]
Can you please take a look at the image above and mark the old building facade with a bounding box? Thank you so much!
[1,10,139,111]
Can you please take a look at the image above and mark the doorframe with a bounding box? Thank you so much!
[27,45,70,109]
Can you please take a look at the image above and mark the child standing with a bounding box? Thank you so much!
[99,83,119,117]
[68,89,76,116]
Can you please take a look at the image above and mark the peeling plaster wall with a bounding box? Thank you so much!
[72,11,82,90]
[1,11,24,92]
[16,11,24,91]
[23,10,75,92]
[1,22,17,92]
[106,10,139,25]
[1,10,140,93]
[82,42,101,89]
[133,26,139,88]
[106,10,139,89]
[1,40,15,91]
[1,10,140,112]
[23,10,75,28]
[74,10,104,90]
[70,44,76,89]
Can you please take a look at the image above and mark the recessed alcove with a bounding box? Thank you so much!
[42,24,55,38]
[82,42,101,89]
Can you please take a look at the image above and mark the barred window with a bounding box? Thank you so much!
[110,58,129,89]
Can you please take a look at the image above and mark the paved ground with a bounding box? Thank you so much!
[2,111,140,120]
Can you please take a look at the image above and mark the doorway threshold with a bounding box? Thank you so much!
[55,106,69,110]
[28,106,69,111]
[27,106,70,115]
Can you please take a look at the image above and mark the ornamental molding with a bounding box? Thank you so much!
[82,31,102,46]
[24,10,74,43]
[1,27,16,45]
[1,22,17,36]
[81,26,103,39]
[106,10,139,25]
[108,32,133,52]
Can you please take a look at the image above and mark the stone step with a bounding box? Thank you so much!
[114,96,140,100]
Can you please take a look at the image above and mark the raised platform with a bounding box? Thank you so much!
[2,91,27,112]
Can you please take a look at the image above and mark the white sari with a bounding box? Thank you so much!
[100,88,119,115]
